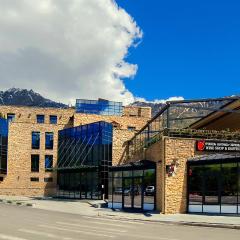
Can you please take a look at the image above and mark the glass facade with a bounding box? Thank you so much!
[45,132,54,149]
[57,121,113,200]
[0,118,8,174]
[32,132,40,149]
[188,159,240,214]
[76,99,123,116]
[108,161,156,211]
[57,169,101,199]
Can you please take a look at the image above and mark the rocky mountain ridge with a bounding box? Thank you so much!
[0,88,67,108]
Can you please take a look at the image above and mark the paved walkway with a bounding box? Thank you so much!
[0,195,240,229]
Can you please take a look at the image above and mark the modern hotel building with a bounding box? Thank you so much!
[0,97,240,215]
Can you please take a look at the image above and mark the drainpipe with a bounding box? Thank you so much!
[162,137,166,214]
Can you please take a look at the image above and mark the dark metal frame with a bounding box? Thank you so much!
[131,97,239,141]
[57,167,102,200]
[109,161,156,211]
[128,97,240,159]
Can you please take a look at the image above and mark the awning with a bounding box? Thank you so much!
[188,153,240,164]
[110,160,156,171]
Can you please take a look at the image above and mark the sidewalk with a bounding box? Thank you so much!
[0,195,240,229]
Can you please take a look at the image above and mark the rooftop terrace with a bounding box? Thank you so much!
[128,97,240,157]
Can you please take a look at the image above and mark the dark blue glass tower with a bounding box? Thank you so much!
[57,121,113,199]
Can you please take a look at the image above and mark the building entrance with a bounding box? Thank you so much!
[108,160,156,211]
[123,177,143,209]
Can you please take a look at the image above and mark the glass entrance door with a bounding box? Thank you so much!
[123,178,132,208]
[133,177,142,209]
[123,177,143,209]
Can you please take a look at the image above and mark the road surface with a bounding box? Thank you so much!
[0,203,239,240]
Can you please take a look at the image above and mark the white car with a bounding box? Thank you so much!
[145,186,155,196]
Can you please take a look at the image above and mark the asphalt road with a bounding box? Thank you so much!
[0,203,239,240]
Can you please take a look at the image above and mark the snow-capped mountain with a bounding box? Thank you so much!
[0,88,67,108]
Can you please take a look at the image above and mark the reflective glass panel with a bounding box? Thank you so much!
[221,162,238,205]
[204,164,220,204]
[188,165,204,205]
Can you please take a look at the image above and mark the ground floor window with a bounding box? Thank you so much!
[108,161,156,211]
[188,159,240,214]
[57,169,102,200]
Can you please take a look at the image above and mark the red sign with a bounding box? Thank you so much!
[196,140,240,152]
[197,140,205,151]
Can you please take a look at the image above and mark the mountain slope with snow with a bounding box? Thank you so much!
[0,88,67,108]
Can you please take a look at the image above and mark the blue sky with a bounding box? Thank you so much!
[117,0,240,101]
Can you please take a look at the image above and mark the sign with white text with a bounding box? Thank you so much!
[196,140,240,152]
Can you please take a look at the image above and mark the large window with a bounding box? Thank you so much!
[37,115,45,124]
[76,99,123,116]
[32,132,40,149]
[50,115,57,124]
[45,155,53,171]
[204,164,221,205]
[57,170,101,200]
[45,132,54,150]
[31,155,39,172]
[188,160,240,214]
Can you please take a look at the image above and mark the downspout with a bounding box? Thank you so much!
[162,137,166,214]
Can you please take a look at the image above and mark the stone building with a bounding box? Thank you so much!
[0,99,151,197]
[1,96,240,215]
[109,97,240,214]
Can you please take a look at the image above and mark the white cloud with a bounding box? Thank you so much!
[0,0,142,105]
[135,96,184,104]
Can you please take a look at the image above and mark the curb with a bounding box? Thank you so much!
[0,199,33,207]
[94,213,240,230]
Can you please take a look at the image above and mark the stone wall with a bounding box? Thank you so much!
[0,105,75,196]
[163,137,195,214]
[0,122,67,196]
[123,106,152,119]
[0,105,75,126]
[73,112,149,130]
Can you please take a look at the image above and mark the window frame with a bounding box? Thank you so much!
[45,132,54,150]
[36,114,45,124]
[45,155,53,171]
[32,131,40,149]
[31,154,40,172]
[7,113,15,122]
[127,126,136,131]
[30,177,39,182]
[50,115,58,124]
